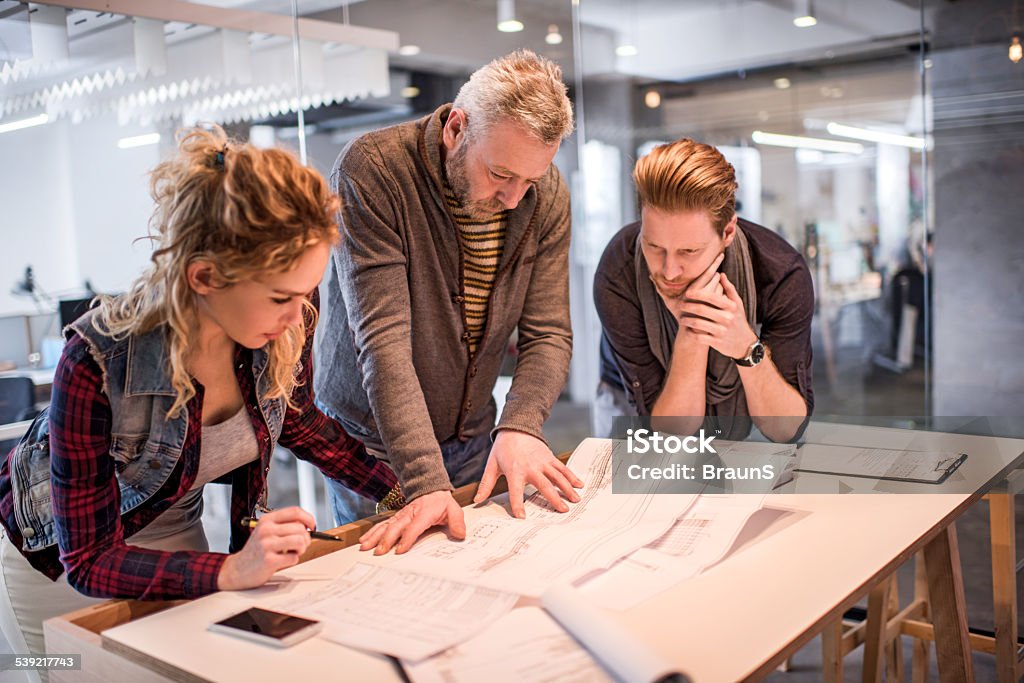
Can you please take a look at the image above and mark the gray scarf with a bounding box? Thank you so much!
[634,224,757,408]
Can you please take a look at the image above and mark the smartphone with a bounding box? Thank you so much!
[208,607,322,648]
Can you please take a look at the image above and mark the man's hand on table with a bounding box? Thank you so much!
[474,430,583,519]
[358,490,466,555]
[358,432,584,555]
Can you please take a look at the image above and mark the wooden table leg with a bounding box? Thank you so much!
[822,617,844,683]
[886,574,905,681]
[912,551,931,683]
[923,524,974,683]
[988,492,1020,683]
[862,579,891,683]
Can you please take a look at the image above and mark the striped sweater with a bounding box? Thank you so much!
[444,185,508,355]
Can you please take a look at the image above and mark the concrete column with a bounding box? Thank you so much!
[931,0,1024,415]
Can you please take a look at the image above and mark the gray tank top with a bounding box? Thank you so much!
[128,405,258,545]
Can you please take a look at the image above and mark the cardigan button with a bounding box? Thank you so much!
[21,527,34,539]
[149,459,162,469]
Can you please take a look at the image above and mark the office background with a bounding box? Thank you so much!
[1,0,1021,678]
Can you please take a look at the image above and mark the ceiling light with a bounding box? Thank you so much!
[793,0,817,27]
[644,90,661,108]
[400,86,421,99]
[545,24,563,45]
[117,132,161,149]
[774,77,791,89]
[1010,35,1022,64]
[497,0,524,33]
[795,149,825,164]
[752,130,863,154]
[0,113,49,135]
[616,45,638,57]
[398,45,421,56]
[826,122,930,150]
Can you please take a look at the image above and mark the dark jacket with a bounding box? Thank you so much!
[595,219,814,429]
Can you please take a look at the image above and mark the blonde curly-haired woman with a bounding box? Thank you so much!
[0,127,400,673]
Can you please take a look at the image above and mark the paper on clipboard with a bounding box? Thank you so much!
[793,444,967,484]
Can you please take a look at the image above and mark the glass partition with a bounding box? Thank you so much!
[0,0,395,367]
[0,0,398,532]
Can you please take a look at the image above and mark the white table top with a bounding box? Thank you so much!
[99,423,1024,683]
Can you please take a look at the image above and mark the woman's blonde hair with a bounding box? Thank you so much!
[93,125,340,418]
[633,138,737,235]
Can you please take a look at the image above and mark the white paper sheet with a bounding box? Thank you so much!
[264,563,518,661]
[581,493,769,611]
[389,438,699,597]
[402,607,614,683]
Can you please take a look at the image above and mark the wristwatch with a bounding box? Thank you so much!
[734,339,767,367]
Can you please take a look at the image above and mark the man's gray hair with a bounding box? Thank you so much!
[453,49,574,146]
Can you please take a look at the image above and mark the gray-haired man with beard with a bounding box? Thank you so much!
[314,50,583,554]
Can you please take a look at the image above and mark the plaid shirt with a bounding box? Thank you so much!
[0,310,396,600]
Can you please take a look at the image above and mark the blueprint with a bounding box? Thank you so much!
[389,438,700,596]
[581,492,771,610]
[265,563,518,661]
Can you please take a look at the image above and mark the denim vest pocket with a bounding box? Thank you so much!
[9,411,57,552]
[108,434,151,488]
[111,437,180,513]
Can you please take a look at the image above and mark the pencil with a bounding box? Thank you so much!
[240,517,343,541]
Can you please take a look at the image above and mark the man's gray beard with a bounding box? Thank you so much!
[445,142,505,221]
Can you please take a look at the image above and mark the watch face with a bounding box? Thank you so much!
[750,342,766,365]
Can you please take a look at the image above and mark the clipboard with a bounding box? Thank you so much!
[792,445,968,485]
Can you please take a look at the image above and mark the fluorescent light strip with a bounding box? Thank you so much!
[826,122,930,150]
[118,133,161,149]
[0,113,49,134]
[752,130,863,154]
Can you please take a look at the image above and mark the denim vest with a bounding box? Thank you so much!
[8,311,286,552]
